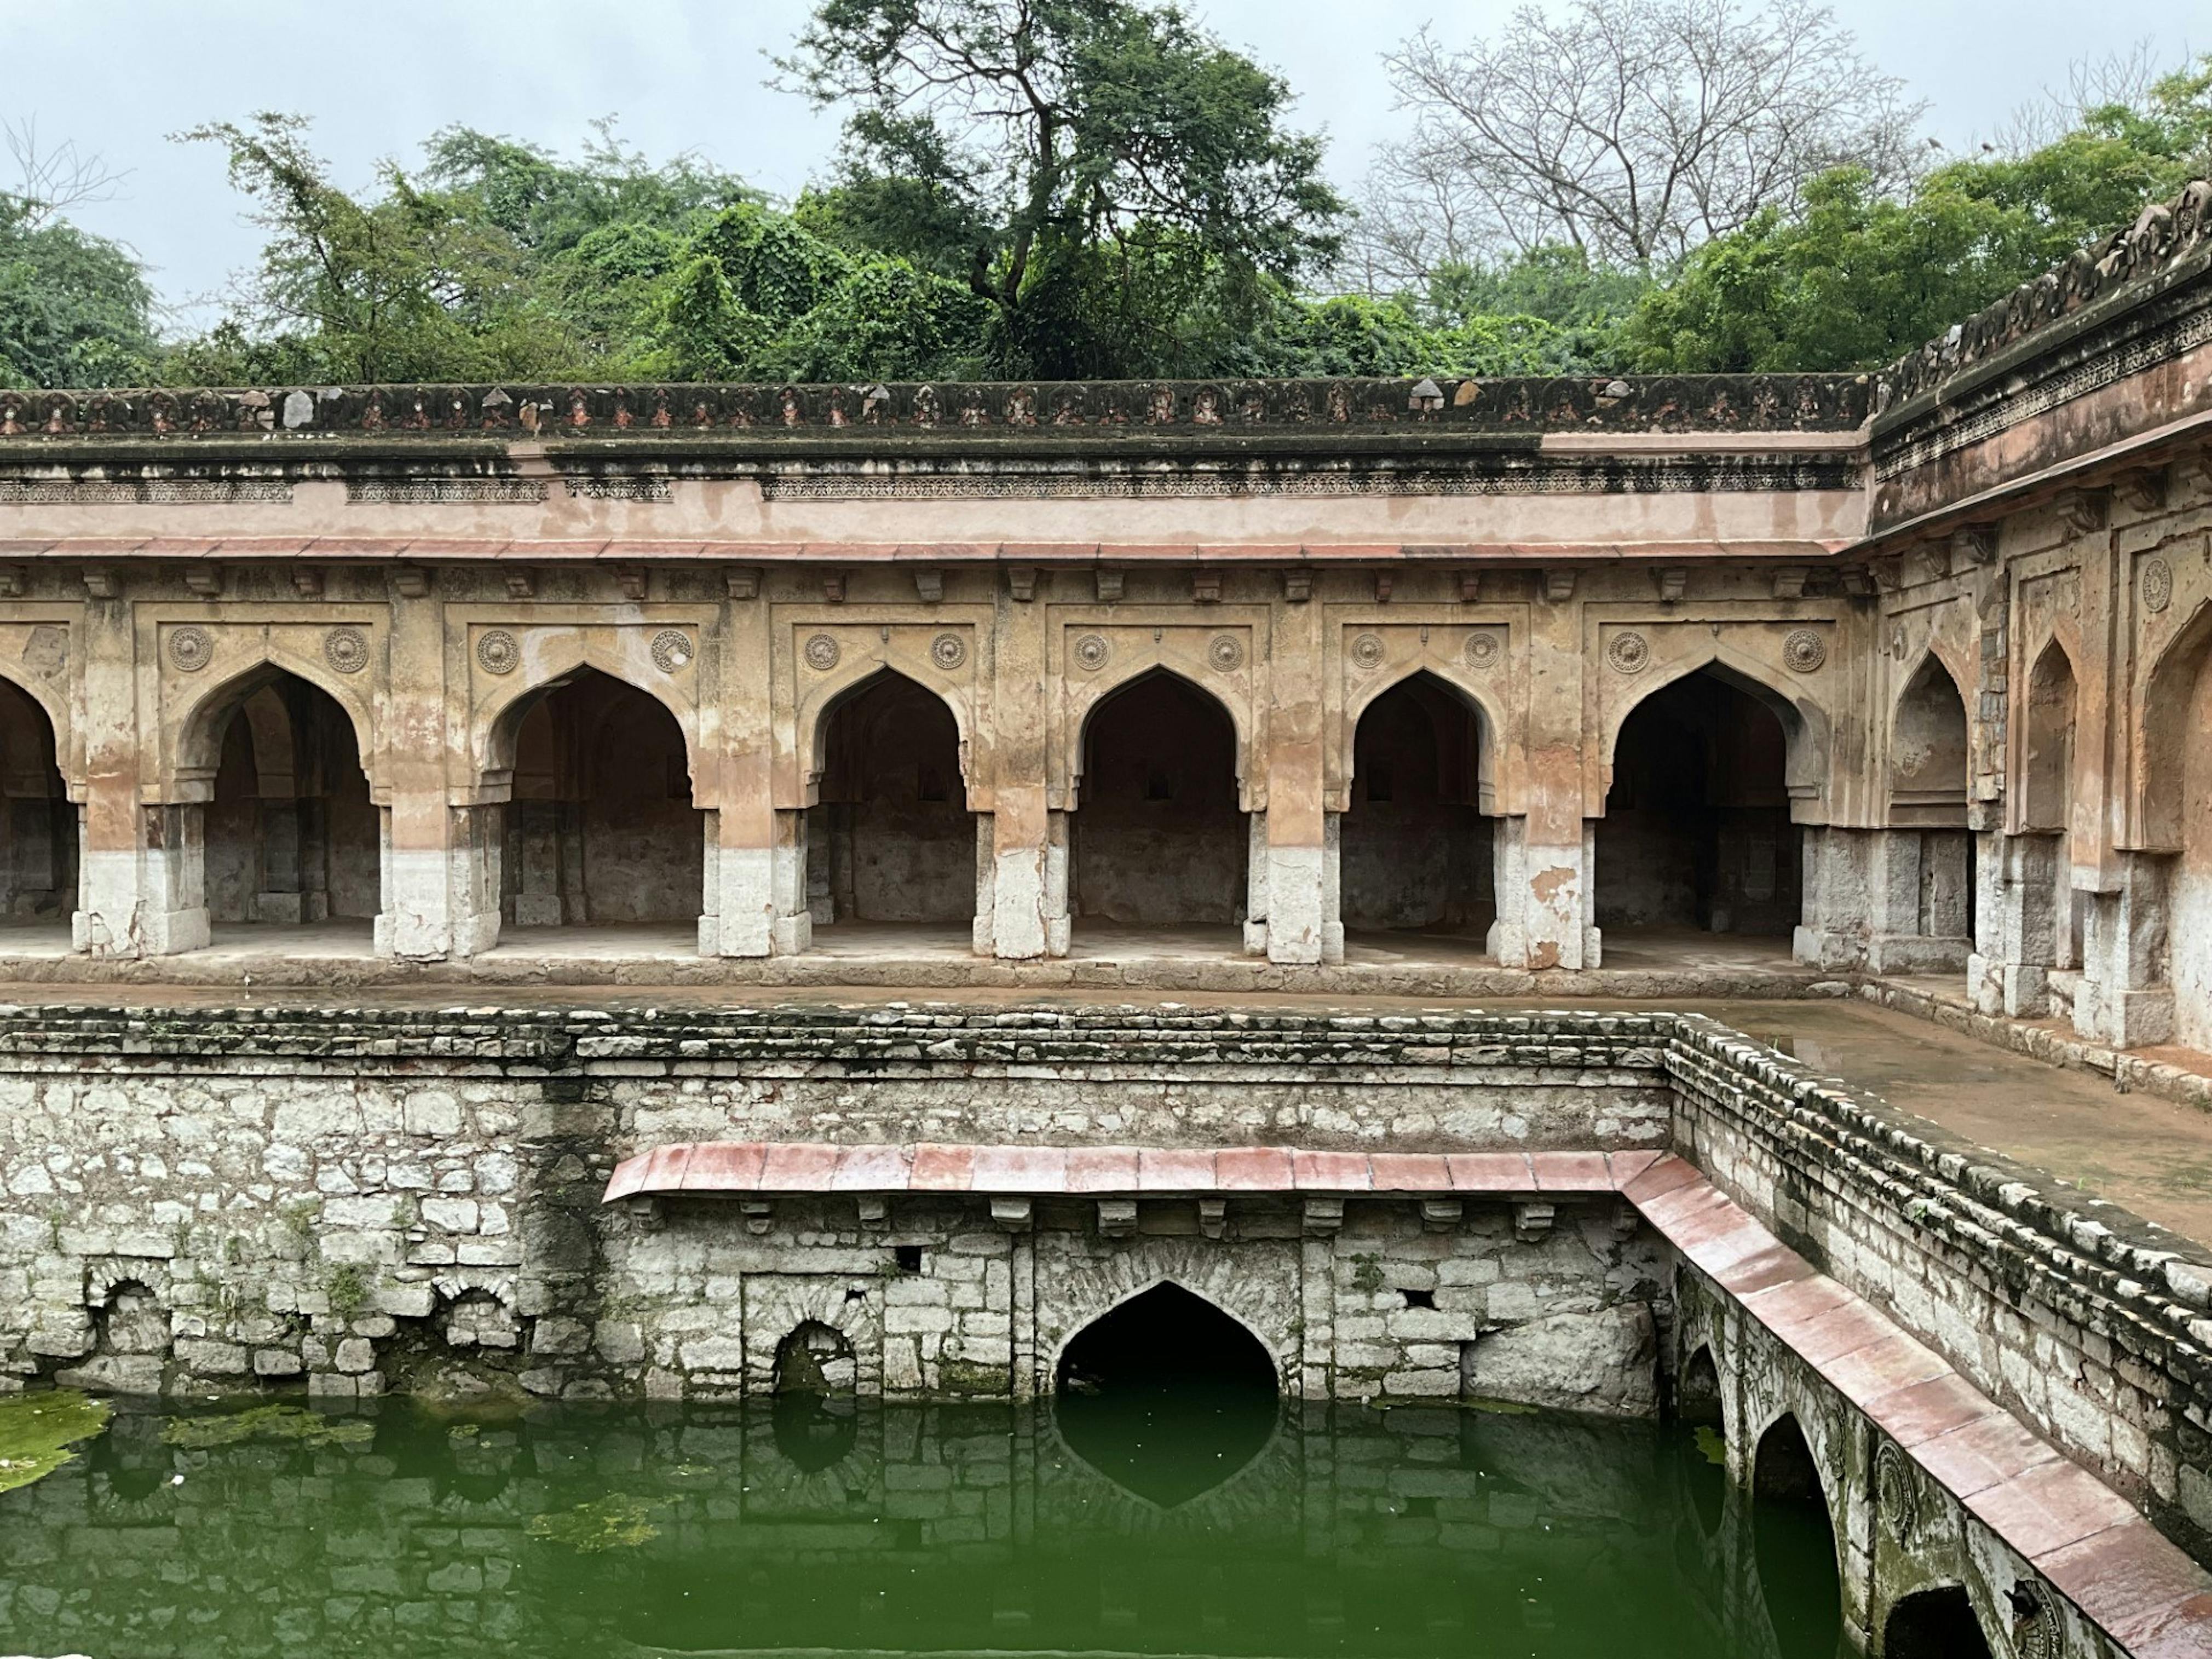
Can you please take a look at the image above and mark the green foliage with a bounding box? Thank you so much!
[325,1263,370,1320]
[0,203,157,388]
[781,0,1347,376]
[0,1390,111,1493]
[1627,56,2212,372]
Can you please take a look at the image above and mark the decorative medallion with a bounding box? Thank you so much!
[1072,633,1110,673]
[323,626,369,675]
[1783,628,1828,673]
[930,632,967,671]
[650,628,694,673]
[2144,556,2175,615]
[476,629,520,676]
[803,633,840,672]
[1465,632,1501,671]
[2009,1584,2063,1659]
[1605,631,1650,675]
[1873,1442,1920,1541]
[1350,631,1387,671]
[168,625,214,673]
[1208,633,1246,673]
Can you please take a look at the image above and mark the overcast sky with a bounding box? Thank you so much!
[1,1,2202,330]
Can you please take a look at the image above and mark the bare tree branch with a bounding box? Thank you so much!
[1365,0,1924,273]
[3,117,129,228]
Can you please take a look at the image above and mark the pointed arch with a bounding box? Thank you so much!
[0,652,77,804]
[1052,1277,1282,1394]
[2022,637,2078,834]
[1071,668,1248,927]
[1598,648,1830,810]
[1341,668,1496,935]
[2140,596,2212,846]
[1888,650,1969,826]
[1341,661,1505,802]
[169,653,378,803]
[472,643,706,807]
[799,664,973,809]
[1071,664,1249,806]
[807,667,977,926]
[1883,1587,1994,1659]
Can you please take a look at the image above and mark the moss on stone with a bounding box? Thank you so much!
[0,1389,112,1493]
[526,1493,664,1552]
[162,1404,375,1451]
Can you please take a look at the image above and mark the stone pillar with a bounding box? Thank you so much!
[1243,808,1269,956]
[130,803,210,954]
[767,808,811,954]
[1794,825,1868,969]
[1320,810,1344,965]
[254,799,304,924]
[971,813,996,955]
[376,572,476,961]
[1968,831,2059,1017]
[445,804,502,958]
[2073,851,2174,1047]
[988,793,1059,958]
[74,582,153,956]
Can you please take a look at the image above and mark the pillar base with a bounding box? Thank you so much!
[1866,932,1970,975]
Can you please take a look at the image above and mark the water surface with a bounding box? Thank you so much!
[0,1393,1840,1658]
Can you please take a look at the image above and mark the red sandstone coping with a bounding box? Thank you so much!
[598,1138,2212,1650]
[601,1140,1654,1201]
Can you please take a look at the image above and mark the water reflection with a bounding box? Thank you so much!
[0,1396,1842,1659]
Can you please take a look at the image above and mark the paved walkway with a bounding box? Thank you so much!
[0,966,2204,1247]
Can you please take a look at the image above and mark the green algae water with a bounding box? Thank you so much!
[0,1394,1841,1658]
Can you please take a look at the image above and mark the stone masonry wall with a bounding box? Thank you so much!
[0,1004,1673,1406]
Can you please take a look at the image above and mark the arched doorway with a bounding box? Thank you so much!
[500,669,703,943]
[1751,1414,1841,1659]
[1675,1346,1726,1538]
[1883,655,1974,966]
[807,672,975,945]
[2158,619,2212,1048]
[1341,673,1494,951]
[1883,1587,1992,1659]
[0,677,75,941]
[772,1320,860,1473]
[1055,1282,1278,1507]
[203,673,378,942]
[1072,672,1246,946]
[1597,669,1800,959]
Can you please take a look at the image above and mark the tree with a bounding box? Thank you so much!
[0,123,155,388]
[779,0,1347,376]
[1627,55,2212,372]
[174,113,576,383]
[1365,0,1922,279]
[0,204,158,387]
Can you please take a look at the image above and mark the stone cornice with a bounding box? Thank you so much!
[0,373,1873,449]
[1874,177,2212,424]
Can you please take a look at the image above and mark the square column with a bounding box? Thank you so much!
[986,790,1064,959]
[2073,852,2174,1047]
[1487,815,1594,970]
[1968,831,2059,1017]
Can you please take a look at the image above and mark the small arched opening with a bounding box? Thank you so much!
[1055,1282,1278,1507]
[772,1320,860,1473]
[203,673,378,944]
[1883,1586,1992,1659]
[1341,672,1494,951]
[1597,668,1801,963]
[0,677,75,944]
[1072,671,1247,948]
[807,671,975,947]
[499,668,704,946]
[1675,1345,1726,1538]
[1886,655,1974,963]
[1752,1413,1842,1659]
